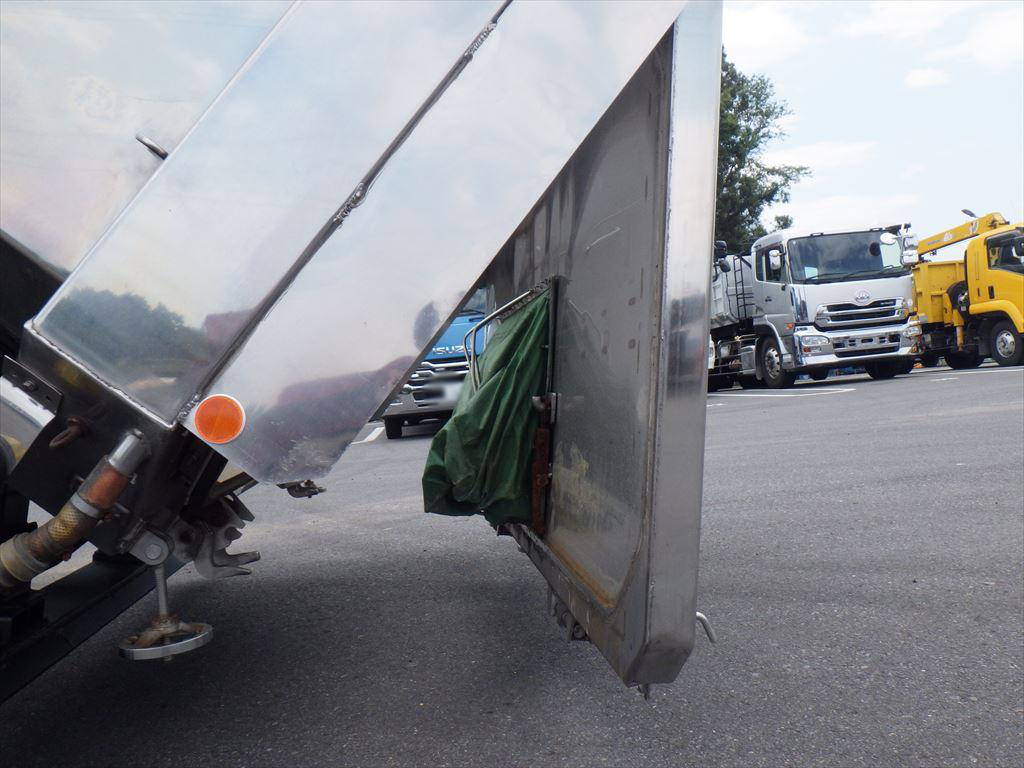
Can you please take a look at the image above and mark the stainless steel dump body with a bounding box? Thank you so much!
[3,0,721,689]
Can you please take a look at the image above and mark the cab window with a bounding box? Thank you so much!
[988,233,1024,275]
[757,248,785,283]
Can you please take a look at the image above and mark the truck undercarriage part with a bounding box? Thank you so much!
[119,563,212,661]
[422,288,549,527]
[0,432,147,593]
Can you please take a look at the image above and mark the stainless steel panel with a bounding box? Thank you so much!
[30,0,502,421]
[0,0,289,275]
[639,1,721,683]
[193,0,688,482]
[497,2,721,685]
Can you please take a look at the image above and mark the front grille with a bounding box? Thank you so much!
[816,299,905,331]
[405,357,469,407]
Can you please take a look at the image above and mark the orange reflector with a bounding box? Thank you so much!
[194,394,245,444]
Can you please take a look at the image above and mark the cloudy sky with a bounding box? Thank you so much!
[723,0,1024,241]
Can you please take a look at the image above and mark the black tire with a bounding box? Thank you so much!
[989,320,1023,366]
[919,352,940,368]
[737,375,762,389]
[384,417,403,439]
[759,338,795,389]
[864,360,900,380]
[897,358,915,375]
[947,281,970,320]
[808,368,829,381]
[945,349,982,369]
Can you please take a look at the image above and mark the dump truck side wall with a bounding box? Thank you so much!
[913,260,966,327]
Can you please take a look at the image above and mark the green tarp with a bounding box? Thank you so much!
[422,290,549,526]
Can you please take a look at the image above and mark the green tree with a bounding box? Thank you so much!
[716,52,808,251]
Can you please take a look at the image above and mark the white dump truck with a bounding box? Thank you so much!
[708,226,922,388]
[1,1,721,699]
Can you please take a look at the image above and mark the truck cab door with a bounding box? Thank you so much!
[979,231,1024,329]
[753,247,796,352]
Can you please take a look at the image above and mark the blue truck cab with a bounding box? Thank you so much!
[382,304,488,439]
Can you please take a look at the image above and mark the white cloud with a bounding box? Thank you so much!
[762,141,877,172]
[766,194,919,232]
[775,113,801,132]
[899,163,929,181]
[929,4,1024,71]
[723,1,810,70]
[904,68,950,88]
[844,1,976,40]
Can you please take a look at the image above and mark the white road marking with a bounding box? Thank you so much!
[351,426,384,444]
[942,367,1023,376]
[709,387,856,398]
[913,366,1022,376]
[706,402,723,408]
[932,377,958,382]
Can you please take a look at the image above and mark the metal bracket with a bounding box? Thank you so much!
[278,479,325,499]
[2,356,61,413]
[128,529,172,566]
[547,587,588,642]
[192,495,259,579]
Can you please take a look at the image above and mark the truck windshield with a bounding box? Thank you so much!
[788,232,907,284]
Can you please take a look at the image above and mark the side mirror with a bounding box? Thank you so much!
[768,251,782,272]
[716,257,731,273]
[901,249,919,266]
[714,240,727,259]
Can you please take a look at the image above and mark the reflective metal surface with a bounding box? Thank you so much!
[0,376,56,471]
[495,2,721,685]
[638,1,720,683]
[0,0,289,275]
[30,1,502,421]
[193,0,688,481]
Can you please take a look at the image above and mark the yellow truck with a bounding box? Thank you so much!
[910,213,1024,367]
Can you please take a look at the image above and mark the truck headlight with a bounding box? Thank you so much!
[903,324,922,338]
[798,334,830,355]
[799,334,829,347]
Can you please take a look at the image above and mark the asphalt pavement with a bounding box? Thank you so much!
[2,365,1022,767]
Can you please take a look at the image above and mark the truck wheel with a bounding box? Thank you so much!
[945,350,982,369]
[737,375,762,389]
[384,417,403,439]
[808,368,829,381]
[864,361,899,380]
[759,338,795,389]
[990,320,1022,366]
[919,352,940,368]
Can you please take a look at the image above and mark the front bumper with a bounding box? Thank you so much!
[794,321,920,367]
[384,388,461,420]
[383,357,468,421]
